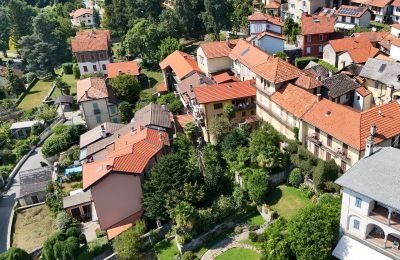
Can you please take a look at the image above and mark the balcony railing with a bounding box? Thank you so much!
[257,102,295,130]
[233,103,256,111]
[370,205,400,232]
[366,232,400,258]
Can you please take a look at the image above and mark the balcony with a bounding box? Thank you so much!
[307,133,321,146]
[370,205,400,232]
[366,225,400,258]
[232,103,256,112]
[336,148,351,160]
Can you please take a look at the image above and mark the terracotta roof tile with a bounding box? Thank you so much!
[229,39,270,69]
[199,40,238,59]
[392,23,400,29]
[106,210,143,239]
[194,80,256,104]
[392,0,400,6]
[265,1,281,8]
[212,71,239,84]
[77,77,110,102]
[328,37,372,53]
[156,82,168,93]
[335,5,369,18]
[301,15,335,35]
[159,50,201,80]
[106,61,140,79]
[366,0,392,8]
[378,33,396,50]
[247,13,283,26]
[346,46,379,64]
[174,114,195,129]
[257,31,286,40]
[71,30,110,53]
[353,31,389,42]
[270,84,319,118]
[70,8,93,18]
[294,74,323,90]
[355,86,371,97]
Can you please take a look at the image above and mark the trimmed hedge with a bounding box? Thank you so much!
[295,56,318,69]
[62,63,73,74]
[318,60,338,72]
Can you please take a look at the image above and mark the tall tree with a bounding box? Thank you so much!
[93,8,100,27]
[111,74,142,102]
[0,9,10,57]
[6,0,36,49]
[174,0,204,39]
[159,9,182,39]
[202,0,229,40]
[19,12,70,76]
[158,37,182,61]
[4,65,24,96]
[230,0,253,33]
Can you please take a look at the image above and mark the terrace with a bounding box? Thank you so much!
[369,205,400,232]
[366,224,400,258]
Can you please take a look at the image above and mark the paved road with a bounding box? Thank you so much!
[0,147,46,253]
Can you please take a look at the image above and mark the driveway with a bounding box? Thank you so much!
[0,147,46,253]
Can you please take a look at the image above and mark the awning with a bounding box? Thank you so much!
[335,23,356,30]
[332,235,392,260]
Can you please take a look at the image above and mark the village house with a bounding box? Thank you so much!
[159,50,201,91]
[79,122,124,150]
[196,41,237,75]
[247,13,283,35]
[333,147,400,260]
[71,30,112,76]
[334,5,371,31]
[323,37,379,70]
[281,0,326,21]
[106,61,140,79]
[301,15,336,57]
[10,120,40,139]
[392,0,400,22]
[301,99,400,171]
[265,0,281,16]
[82,127,170,239]
[70,8,94,27]
[321,73,360,105]
[17,167,52,206]
[359,58,400,105]
[63,189,93,221]
[76,77,119,130]
[388,24,400,60]
[350,0,393,23]
[131,103,173,133]
[193,80,256,143]
[247,31,286,54]
[353,86,374,111]
[377,24,400,56]
[353,31,390,48]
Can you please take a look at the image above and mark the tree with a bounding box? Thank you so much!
[93,8,100,27]
[157,92,183,114]
[244,168,269,205]
[312,159,339,191]
[123,18,162,65]
[223,104,234,119]
[73,63,80,79]
[56,211,72,230]
[54,78,69,95]
[159,9,182,39]
[220,127,249,152]
[283,17,300,43]
[113,220,146,260]
[184,122,197,140]
[287,202,340,260]
[288,168,302,188]
[208,116,233,143]
[6,0,36,49]
[142,153,203,220]
[37,105,57,122]
[174,0,204,39]
[261,218,293,260]
[0,247,31,260]
[111,74,142,102]
[4,65,25,96]
[0,9,10,57]
[230,0,253,33]
[42,227,85,260]
[118,101,134,123]
[158,37,182,61]
[202,0,229,40]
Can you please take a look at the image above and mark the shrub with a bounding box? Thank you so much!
[275,51,288,60]
[181,251,196,260]
[285,140,298,155]
[318,60,338,72]
[212,195,235,221]
[73,64,80,79]
[56,211,72,230]
[312,160,340,191]
[14,142,30,159]
[31,122,45,136]
[23,72,37,84]
[288,168,302,187]
[249,225,260,231]
[271,210,279,220]
[299,184,314,198]
[234,225,243,234]
[249,231,258,242]
[62,63,73,74]
[0,247,31,260]
[324,181,341,193]
[0,150,17,165]
[42,125,86,158]
[27,135,40,147]
[295,56,318,69]
[0,164,14,179]
[113,220,146,259]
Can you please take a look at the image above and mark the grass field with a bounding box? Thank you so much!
[246,213,265,226]
[215,248,260,260]
[265,185,311,219]
[155,239,179,260]
[18,79,53,110]
[62,180,82,195]
[140,68,163,94]
[12,204,56,252]
[51,73,78,99]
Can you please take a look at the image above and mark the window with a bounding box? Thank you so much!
[355,197,362,208]
[314,145,319,156]
[327,135,332,147]
[351,17,355,23]
[213,103,223,109]
[326,152,331,160]
[102,64,106,71]
[93,65,97,71]
[200,55,204,65]
[341,16,345,22]
[318,45,323,53]
[95,115,101,124]
[319,34,323,41]
[88,20,91,23]
[353,219,360,230]
[307,35,312,43]
[315,127,320,139]
[357,96,360,100]
[83,66,88,72]
[342,143,348,156]
[109,106,116,115]
[341,160,347,172]
[306,47,311,54]
[80,54,86,62]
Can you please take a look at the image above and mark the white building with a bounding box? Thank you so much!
[248,13,283,35]
[247,31,285,54]
[334,5,371,30]
[334,147,400,260]
[389,24,400,61]
[392,0,400,23]
[282,0,326,21]
[70,8,94,27]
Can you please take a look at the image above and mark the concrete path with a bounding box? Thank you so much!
[0,147,45,253]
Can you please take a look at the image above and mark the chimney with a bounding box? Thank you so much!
[317,93,322,101]
[365,124,376,157]
[118,69,122,74]
[100,124,106,138]
[189,84,193,92]
[272,53,276,58]
[328,71,333,77]
[85,90,89,98]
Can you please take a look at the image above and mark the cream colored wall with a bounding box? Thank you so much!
[233,60,257,81]
[80,98,111,130]
[365,79,393,105]
[91,173,143,230]
[303,122,360,170]
[323,44,337,67]
[197,48,232,74]
[337,52,353,70]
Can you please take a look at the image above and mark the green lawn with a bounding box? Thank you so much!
[155,239,179,260]
[240,238,263,249]
[140,68,163,94]
[50,73,78,99]
[18,79,53,110]
[246,213,265,226]
[215,248,260,260]
[265,185,311,219]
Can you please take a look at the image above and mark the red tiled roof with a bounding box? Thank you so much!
[355,86,371,97]
[301,15,335,35]
[174,114,195,129]
[294,74,323,90]
[391,38,400,47]
[106,61,140,79]
[392,23,400,29]
[353,31,389,42]
[156,82,168,93]
[70,8,93,18]
[71,30,110,53]
[346,46,379,63]
[199,40,238,59]
[270,84,319,118]
[257,31,286,40]
[229,39,270,69]
[247,13,283,26]
[392,0,400,6]
[83,128,169,189]
[106,210,143,239]
[374,53,396,62]
[335,5,369,18]
[194,80,256,104]
[302,99,400,150]
[212,72,239,84]
[366,0,392,8]
[77,77,110,102]
[265,1,281,8]
[159,50,201,80]
[329,37,372,53]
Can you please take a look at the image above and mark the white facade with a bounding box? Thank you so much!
[71,12,94,27]
[285,0,326,21]
[249,21,282,35]
[231,60,257,81]
[390,44,400,61]
[78,59,110,76]
[250,35,285,54]
[197,47,232,75]
[335,12,371,29]
[339,188,400,259]
[391,6,400,22]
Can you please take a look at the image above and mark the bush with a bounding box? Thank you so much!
[56,211,72,230]
[324,181,341,193]
[299,184,314,198]
[73,63,80,79]
[27,135,40,147]
[0,164,14,179]
[62,63,73,74]
[96,229,107,238]
[14,142,30,159]
[31,122,45,136]
[23,72,37,84]
[249,231,258,242]
[271,210,279,220]
[42,125,86,158]
[312,160,340,191]
[0,247,31,260]
[248,225,260,231]
[275,51,288,60]
[295,56,318,69]
[0,150,17,165]
[182,251,196,260]
[285,140,298,155]
[234,225,243,234]
[288,168,302,188]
